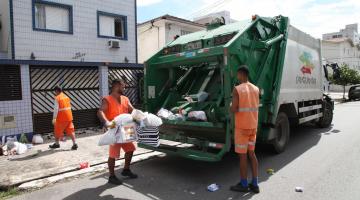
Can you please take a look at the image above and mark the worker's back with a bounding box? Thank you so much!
[56,92,73,122]
[235,82,259,130]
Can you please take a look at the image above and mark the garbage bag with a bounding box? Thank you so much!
[157,108,174,119]
[116,122,137,143]
[7,141,27,155]
[113,114,133,126]
[144,113,163,127]
[136,126,160,147]
[98,128,117,146]
[188,111,207,121]
[131,109,147,122]
[32,134,44,144]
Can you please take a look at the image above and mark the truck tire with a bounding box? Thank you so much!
[272,112,290,154]
[317,101,333,128]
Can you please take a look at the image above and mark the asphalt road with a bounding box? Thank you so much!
[11,101,360,200]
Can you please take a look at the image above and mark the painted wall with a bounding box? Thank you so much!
[0,0,11,58]
[137,20,204,63]
[0,65,33,137]
[12,0,136,63]
[322,40,360,71]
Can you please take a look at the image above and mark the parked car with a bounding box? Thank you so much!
[349,85,360,100]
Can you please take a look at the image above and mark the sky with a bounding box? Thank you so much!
[137,0,360,39]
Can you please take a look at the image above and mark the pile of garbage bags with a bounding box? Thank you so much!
[98,109,162,147]
[157,108,208,122]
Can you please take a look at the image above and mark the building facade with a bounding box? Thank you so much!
[322,24,360,71]
[137,15,205,63]
[0,0,140,138]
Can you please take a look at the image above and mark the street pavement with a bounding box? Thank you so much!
[11,101,360,200]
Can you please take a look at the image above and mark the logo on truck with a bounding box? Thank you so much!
[296,51,317,85]
[299,51,315,75]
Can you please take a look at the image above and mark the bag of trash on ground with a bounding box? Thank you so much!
[187,111,207,121]
[7,141,28,155]
[32,134,44,144]
[143,112,163,127]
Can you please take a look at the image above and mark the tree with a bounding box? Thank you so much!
[331,64,360,99]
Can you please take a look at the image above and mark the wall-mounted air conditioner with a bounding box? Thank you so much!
[108,39,120,49]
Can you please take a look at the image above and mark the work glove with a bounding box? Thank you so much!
[52,119,56,125]
[105,120,116,129]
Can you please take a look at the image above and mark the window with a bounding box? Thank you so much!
[0,65,22,101]
[32,0,73,34]
[181,30,192,36]
[97,11,127,40]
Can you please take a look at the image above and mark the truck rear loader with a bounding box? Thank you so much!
[142,15,334,162]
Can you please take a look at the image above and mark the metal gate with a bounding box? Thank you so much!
[108,67,143,108]
[30,66,100,133]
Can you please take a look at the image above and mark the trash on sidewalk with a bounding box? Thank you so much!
[79,162,90,169]
[32,134,44,144]
[207,183,220,192]
[295,186,304,192]
[6,141,28,155]
[266,168,275,175]
[188,111,208,122]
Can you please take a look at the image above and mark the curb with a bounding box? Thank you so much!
[18,151,165,190]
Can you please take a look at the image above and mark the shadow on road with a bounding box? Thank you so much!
[62,124,336,200]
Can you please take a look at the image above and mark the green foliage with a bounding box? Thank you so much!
[0,188,20,199]
[332,64,360,86]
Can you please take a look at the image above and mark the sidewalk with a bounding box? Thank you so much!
[0,131,154,188]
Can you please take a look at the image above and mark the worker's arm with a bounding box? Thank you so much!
[52,100,59,125]
[128,101,135,114]
[97,99,114,128]
[230,88,239,113]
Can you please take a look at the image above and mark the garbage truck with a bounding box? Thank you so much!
[141,15,334,161]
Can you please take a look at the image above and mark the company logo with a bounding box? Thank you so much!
[299,51,315,75]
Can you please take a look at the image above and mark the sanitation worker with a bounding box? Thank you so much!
[230,65,260,193]
[49,85,78,150]
[97,79,138,185]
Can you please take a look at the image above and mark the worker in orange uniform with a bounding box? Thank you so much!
[49,86,78,150]
[98,79,138,185]
[230,65,260,193]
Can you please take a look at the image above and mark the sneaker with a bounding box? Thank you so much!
[71,143,78,150]
[249,183,260,193]
[121,169,138,179]
[49,143,60,149]
[108,175,122,185]
[230,182,249,192]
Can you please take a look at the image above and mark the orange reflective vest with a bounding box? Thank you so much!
[235,82,260,129]
[103,95,130,121]
[55,92,73,122]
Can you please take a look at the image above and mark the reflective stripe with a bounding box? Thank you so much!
[238,107,258,112]
[235,144,248,149]
[248,141,256,146]
[59,107,71,112]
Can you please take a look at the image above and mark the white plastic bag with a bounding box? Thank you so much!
[98,128,117,146]
[115,122,137,143]
[32,134,44,144]
[188,111,207,121]
[16,142,28,155]
[144,112,163,127]
[113,114,133,126]
[131,109,147,122]
[157,108,174,119]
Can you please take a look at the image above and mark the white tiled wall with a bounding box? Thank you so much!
[12,0,136,63]
[0,65,33,137]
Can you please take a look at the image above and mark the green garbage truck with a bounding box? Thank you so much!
[141,15,334,162]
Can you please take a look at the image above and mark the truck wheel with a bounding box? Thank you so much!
[272,112,290,154]
[317,101,333,128]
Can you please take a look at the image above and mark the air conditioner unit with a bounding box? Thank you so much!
[0,115,16,129]
[108,39,120,49]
